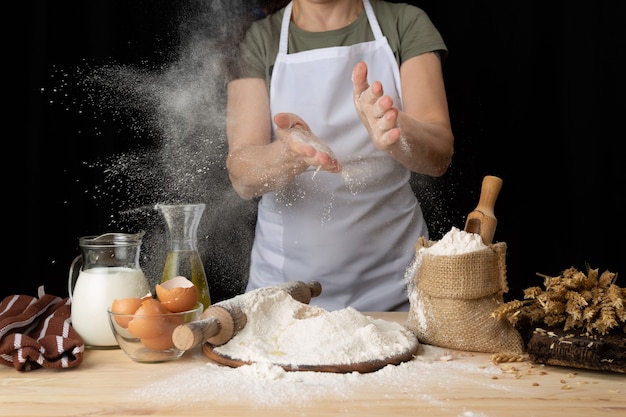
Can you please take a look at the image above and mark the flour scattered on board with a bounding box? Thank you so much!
[212,287,417,367]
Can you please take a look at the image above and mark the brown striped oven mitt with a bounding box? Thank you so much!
[0,286,84,371]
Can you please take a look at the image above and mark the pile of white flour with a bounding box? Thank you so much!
[404,226,487,287]
[212,288,418,367]
[422,226,487,256]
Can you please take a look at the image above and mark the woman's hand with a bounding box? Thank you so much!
[351,57,454,177]
[226,78,343,200]
[352,61,402,150]
[274,113,342,173]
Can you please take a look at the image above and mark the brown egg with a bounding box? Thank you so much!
[141,335,175,350]
[156,276,198,313]
[110,297,144,328]
[140,315,185,350]
[127,298,171,339]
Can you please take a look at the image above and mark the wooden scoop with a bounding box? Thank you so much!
[464,175,503,245]
[172,280,322,351]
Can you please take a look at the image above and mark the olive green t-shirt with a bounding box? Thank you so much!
[235,0,448,90]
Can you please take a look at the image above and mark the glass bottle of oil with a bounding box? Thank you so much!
[156,203,211,311]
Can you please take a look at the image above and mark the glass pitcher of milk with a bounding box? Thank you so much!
[68,232,151,348]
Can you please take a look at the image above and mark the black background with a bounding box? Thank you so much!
[20,0,624,304]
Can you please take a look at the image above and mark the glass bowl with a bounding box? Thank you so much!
[107,302,202,363]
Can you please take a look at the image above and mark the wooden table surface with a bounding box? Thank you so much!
[1,312,624,417]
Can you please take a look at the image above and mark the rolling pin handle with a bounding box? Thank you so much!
[173,280,321,351]
[308,281,322,298]
[172,317,220,351]
[278,280,322,305]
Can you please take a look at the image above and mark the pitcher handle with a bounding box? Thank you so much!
[68,255,82,301]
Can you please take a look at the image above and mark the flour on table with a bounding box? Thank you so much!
[212,287,418,367]
[132,344,506,408]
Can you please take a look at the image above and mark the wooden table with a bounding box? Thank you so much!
[1,312,624,416]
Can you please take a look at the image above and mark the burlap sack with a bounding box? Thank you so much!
[406,236,524,354]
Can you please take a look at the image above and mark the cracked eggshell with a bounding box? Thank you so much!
[155,276,198,313]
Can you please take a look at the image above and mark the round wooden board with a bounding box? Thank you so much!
[202,339,420,374]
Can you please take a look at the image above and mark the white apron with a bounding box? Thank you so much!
[247,0,427,311]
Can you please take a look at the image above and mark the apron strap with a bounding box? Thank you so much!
[279,2,293,54]
[363,0,383,40]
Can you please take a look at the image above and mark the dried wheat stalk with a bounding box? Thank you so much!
[492,265,625,335]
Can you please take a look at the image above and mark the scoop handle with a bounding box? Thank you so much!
[464,175,503,245]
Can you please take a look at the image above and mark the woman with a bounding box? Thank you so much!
[226,0,454,311]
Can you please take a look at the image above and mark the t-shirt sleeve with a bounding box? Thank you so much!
[393,5,448,64]
[232,12,282,82]
[237,25,268,80]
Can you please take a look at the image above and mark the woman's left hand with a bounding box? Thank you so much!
[352,61,402,150]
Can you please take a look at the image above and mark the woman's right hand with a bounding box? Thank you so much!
[274,113,342,173]
[226,79,342,200]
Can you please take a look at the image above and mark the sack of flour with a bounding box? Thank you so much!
[405,228,524,354]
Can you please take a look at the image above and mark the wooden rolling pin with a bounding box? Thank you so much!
[464,175,503,245]
[172,280,322,350]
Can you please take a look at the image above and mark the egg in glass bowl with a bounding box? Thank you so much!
[108,297,202,363]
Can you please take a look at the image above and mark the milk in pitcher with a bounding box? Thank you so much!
[71,267,150,347]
